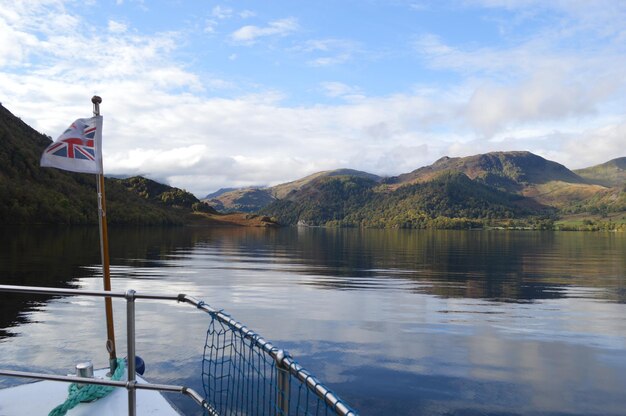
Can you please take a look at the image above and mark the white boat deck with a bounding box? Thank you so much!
[0,369,182,416]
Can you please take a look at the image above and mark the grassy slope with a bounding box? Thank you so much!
[574,157,626,187]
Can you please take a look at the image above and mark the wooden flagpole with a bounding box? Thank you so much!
[92,95,117,373]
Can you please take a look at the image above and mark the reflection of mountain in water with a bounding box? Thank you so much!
[0,226,98,338]
[0,226,199,340]
[2,226,624,341]
[187,227,625,303]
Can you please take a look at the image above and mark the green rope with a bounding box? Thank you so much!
[48,358,126,416]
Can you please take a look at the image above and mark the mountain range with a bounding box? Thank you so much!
[205,151,625,229]
[1,102,623,229]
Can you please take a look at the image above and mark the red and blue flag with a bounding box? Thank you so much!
[41,116,103,174]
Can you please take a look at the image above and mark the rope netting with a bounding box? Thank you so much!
[201,309,357,416]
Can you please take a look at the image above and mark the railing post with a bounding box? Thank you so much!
[275,350,290,416]
[126,289,137,416]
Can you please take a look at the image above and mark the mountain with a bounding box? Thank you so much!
[261,171,548,228]
[257,151,624,229]
[574,157,626,188]
[260,174,379,225]
[204,187,239,199]
[270,169,381,199]
[5,100,619,230]
[384,151,608,208]
[387,151,584,189]
[116,176,211,210]
[205,188,276,213]
[204,169,380,213]
[0,104,205,225]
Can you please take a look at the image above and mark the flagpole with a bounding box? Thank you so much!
[92,95,117,373]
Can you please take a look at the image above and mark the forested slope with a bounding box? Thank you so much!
[0,104,182,225]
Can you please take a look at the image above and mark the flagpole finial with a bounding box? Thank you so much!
[91,96,102,116]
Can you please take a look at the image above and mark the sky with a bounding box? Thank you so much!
[1,0,625,197]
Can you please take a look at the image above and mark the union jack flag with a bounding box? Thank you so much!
[41,116,103,174]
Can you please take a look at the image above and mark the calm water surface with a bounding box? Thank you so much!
[0,227,625,415]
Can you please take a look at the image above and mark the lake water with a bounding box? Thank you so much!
[0,226,625,415]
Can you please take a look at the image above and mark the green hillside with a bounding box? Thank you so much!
[261,172,550,229]
[258,152,625,230]
[574,157,626,188]
[205,187,276,213]
[383,151,618,211]
[270,168,381,199]
[387,151,584,189]
[204,168,379,213]
[116,176,196,207]
[0,104,183,225]
[260,175,378,225]
[220,151,619,223]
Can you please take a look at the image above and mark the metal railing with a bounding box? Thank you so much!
[0,285,357,416]
[188,296,357,415]
[0,284,218,416]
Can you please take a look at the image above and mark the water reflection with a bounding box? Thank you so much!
[0,226,101,338]
[107,227,623,303]
[0,227,625,415]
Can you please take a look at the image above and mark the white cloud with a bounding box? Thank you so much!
[108,20,127,33]
[320,82,364,100]
[231,18,298,44]
[239,10,256,19]
[414,34,455,57]
[413,28,626,137]
[0,1,624,198]
[409,3,429,11]
[308,54,351,67]
[294,38,358,67]
[560,121,626,169]
[299,39,342,53]
[212,6,233,19]
[464,73,598,136]
[0,19,38,66]
[108,145,208,172]
[469,0,626,27]
[206,6,256,34]
[204,19,217,33]
[413,33,572,76]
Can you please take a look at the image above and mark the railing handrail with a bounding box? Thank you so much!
[0,284,357,416]
[0,369,217,415]
[182,295,357,416]
[0,284,180,300]
[0,284,217,416]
